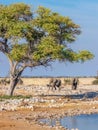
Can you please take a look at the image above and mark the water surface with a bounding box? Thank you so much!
[40,114,98,130]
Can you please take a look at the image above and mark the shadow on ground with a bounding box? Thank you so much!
[70,91,98,99]
[41,91,98,99]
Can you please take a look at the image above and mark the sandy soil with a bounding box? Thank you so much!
[1,98,98,130]
[0,77,96,86]
[0,78,98,130]
[0,110,55,130]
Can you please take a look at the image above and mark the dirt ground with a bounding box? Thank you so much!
[1,98,98,130]
[0,77,98,130]
[0,110,54,130]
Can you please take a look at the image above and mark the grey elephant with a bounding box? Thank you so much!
[47,78,61,91]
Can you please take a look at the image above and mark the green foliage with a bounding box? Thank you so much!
[0,95,32,100]
[92,79,98,85]
[0,3,94,65]
[0,3,32,38]
[0,79,10,85]
[35,6,81,42]
[77,50,94,62]
[9,44,28,61]
[0,3,94,96]
[92,77,98,85]
[61,49,78,62]
[64,78,71,85]
[33,36,64,61]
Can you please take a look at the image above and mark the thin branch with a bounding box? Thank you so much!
[22,58,53,68]
[0,38,9,53]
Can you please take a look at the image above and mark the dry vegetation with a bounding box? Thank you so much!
[0,77,95,86]
[0,77,98,130]
[21,77,95,86]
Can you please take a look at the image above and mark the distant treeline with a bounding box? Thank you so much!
[0,76,97,78]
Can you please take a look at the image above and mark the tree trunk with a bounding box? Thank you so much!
[8,67,25,96]
[8,76,19,96]
[6,59,25,96]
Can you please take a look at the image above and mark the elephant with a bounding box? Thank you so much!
[47,78,61,91]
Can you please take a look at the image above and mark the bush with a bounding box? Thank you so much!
[0,95,32,100]
[92,79,98,85]
[64,78,71,85]
[0,78,23,85]
[0,79,10,85]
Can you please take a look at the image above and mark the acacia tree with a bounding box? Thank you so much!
[0,3,93,96]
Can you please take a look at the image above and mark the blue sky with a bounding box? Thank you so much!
[0,0,98,77]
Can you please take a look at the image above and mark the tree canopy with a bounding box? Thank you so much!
[0,3,94,95]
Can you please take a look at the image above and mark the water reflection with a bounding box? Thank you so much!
[60,116,78,129]
[40,114,98,130]
[49,118,56,127]
[61,114,98,130]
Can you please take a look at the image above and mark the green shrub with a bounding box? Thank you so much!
[0,78,23,85]
[0,95,32,100]
[64,79,71,85]
[92,79,98,85]
[0,79,10,85]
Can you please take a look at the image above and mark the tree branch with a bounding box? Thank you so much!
[0,38,9,53]
[22,58,53,68]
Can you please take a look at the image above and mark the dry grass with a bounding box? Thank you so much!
[21,77,96,86]
[0,77,95,87]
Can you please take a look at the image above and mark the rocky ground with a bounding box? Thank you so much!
[0,84,98,130]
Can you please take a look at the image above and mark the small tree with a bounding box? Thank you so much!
[0,3,94,95]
